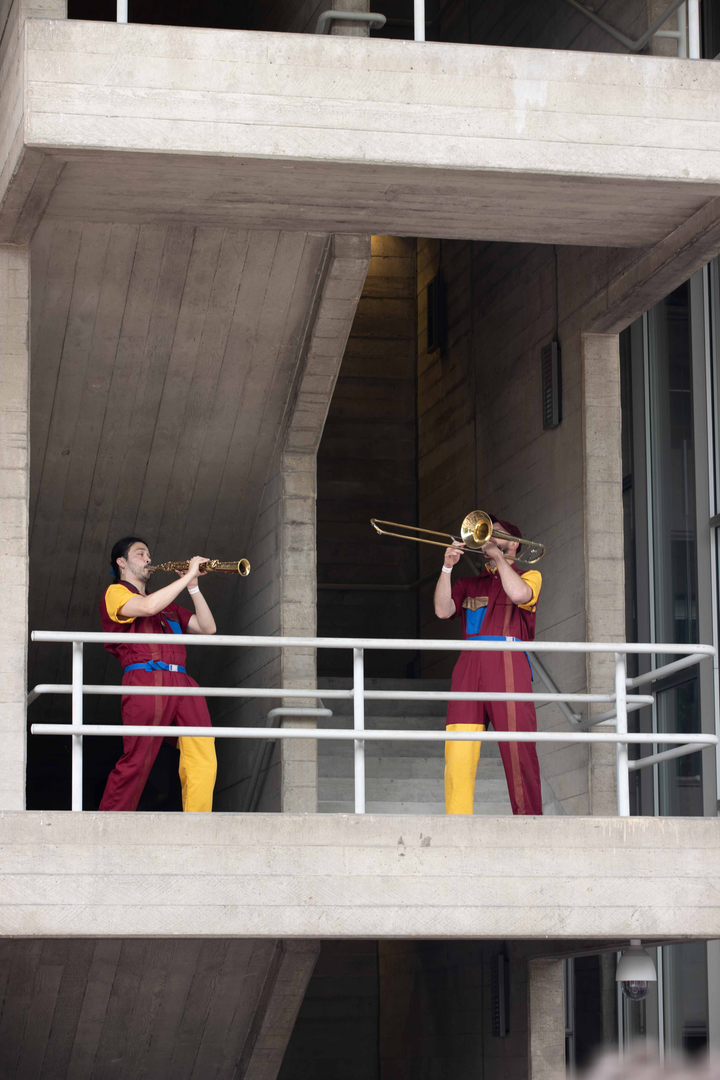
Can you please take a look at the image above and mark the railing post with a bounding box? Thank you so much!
[116,0,128,22]
[72,642,83,811]
[414,0,425,41]
[353,647,365,813]
[615,652,630,817]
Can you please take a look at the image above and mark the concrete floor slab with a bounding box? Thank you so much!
[1,811,718,940]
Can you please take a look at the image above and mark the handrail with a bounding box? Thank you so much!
[315,11,386,34]
[28,632,715,817]
[29,631,717,655]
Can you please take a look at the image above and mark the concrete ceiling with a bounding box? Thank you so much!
[27,219,329,727]
[39,151,720,249]
[0,937,302,1080]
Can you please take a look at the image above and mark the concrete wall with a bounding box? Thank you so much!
[278,941,380,1080]
[378,940,488,1079]
[317,234,418,680]
[214,234,370,813]
[280,938,560,1080]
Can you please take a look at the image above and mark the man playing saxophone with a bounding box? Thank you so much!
[98,536,218,812]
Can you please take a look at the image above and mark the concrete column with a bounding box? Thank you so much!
[278,235,370,813]
[331,0,370,36]
[527,959,565,1080]
[0,245,30,811]
[582,332,625,816]
[279,450,319,814]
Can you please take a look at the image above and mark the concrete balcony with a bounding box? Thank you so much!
[4,15,720,247]
[2,812,718,939]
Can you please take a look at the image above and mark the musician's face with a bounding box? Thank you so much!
[121,542,152,581]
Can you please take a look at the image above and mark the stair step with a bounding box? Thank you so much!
[318,801,514,816]
[319,757,505,780]
[319,777,511,801]
[318,737,502,760]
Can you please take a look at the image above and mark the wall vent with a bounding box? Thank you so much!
[541,341,562,429]
[491,954,510,1037]
[427,272,446,354]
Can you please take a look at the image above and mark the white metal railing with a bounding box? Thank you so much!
[28,632,716,816]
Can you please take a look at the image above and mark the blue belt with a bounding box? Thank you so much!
[466,635,533,681]
[124,660,186,674]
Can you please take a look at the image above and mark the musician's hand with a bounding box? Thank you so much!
[181,555,210,583]
[443,541,464,568]
[482,540,505,563]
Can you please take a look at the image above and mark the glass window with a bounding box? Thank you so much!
[656,680,703,816]
[647,283,698,651]
[663,943,709,1057]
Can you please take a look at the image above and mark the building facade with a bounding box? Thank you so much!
[1,0,720,1076]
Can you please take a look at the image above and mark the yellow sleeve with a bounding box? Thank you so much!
[105,583,137,624]
[519,571,542,612]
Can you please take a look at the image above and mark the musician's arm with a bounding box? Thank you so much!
[187,584,216,636]
[117,556,210,619]
[435,542,464,619]
[490,549,533,605]
[119,574,197,619]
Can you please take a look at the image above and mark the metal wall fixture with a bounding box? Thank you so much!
[616,940,658,1001]
[315,10,386,33]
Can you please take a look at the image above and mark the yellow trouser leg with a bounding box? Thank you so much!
[178,736,217,812]
[444,724,484,815]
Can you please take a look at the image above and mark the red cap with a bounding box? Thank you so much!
[490,516,522,540]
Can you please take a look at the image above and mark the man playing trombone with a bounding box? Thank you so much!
[434,519,543,815]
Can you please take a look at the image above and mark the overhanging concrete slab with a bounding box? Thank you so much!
[5,21,720,245]
[1,812,718,940]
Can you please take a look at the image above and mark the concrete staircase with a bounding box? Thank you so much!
[317,678,563,816]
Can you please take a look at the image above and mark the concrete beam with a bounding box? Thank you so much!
[4,22,720,247]
[587,195,720,334]
[0,0,66,244]
[1,813,718,940]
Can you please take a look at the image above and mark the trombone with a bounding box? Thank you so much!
[370,511,545,564]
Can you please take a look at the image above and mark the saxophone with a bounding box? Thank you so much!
[148,559,251,577]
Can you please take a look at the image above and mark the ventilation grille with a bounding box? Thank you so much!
[491,954,510,1037]
[542,341,562,430]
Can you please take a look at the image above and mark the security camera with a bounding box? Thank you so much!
[615,940,657,1001]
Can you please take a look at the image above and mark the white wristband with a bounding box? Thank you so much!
[441,566,452,574]
[188,586,200,595]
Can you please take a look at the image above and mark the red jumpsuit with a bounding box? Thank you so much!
[98,581,216,812]
[445,566,543,816]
